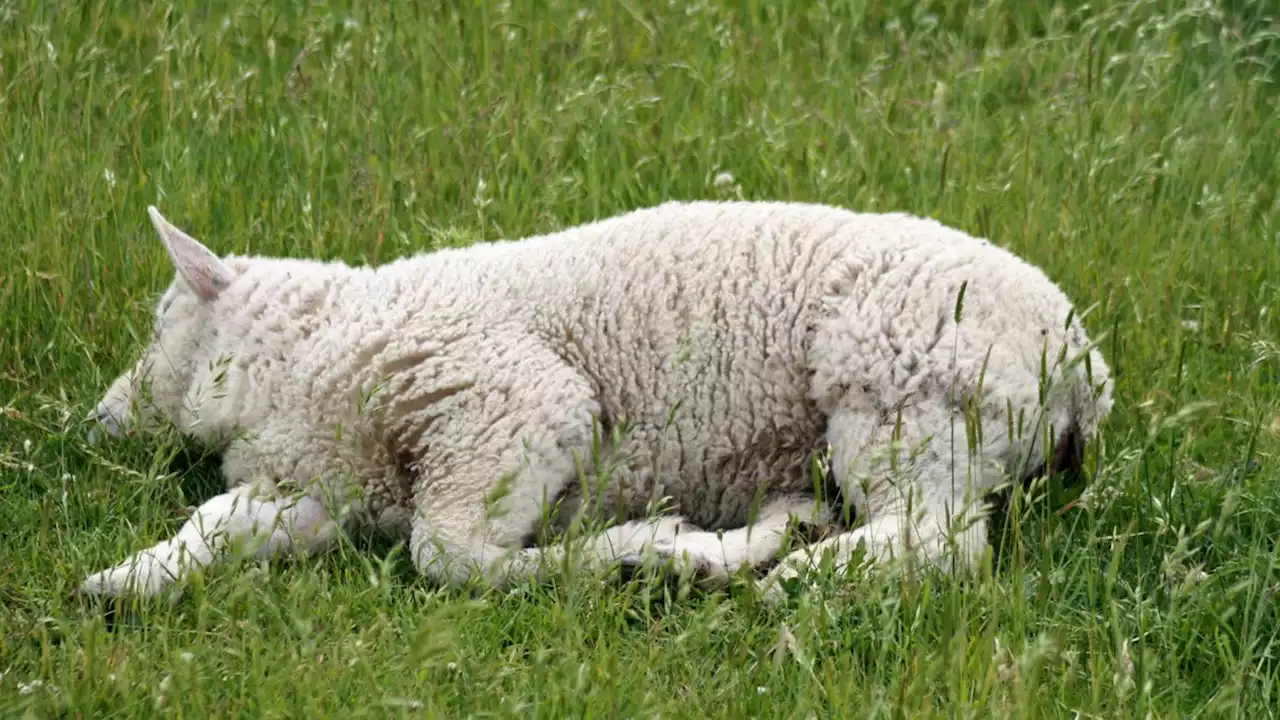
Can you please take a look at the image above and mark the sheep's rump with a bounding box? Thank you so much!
[373,201,1096,530]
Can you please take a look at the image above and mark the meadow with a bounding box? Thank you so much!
[2,0,1279,716]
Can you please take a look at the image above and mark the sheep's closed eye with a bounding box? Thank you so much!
[154,296,175,330]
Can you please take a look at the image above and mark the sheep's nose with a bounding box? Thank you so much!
[85,403,123,445]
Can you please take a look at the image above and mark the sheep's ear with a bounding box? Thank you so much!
[147,206,234,301]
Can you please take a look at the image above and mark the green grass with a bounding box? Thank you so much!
[3,0,1280,715]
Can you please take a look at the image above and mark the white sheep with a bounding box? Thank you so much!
[79,200,1112,601]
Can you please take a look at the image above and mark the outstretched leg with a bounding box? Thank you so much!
[513,514,695,575]
[617,495,836,587]
[78,483,339,598]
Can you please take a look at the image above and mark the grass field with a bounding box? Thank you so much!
[3,0,1280,716]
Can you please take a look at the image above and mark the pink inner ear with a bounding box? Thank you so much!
[181,258,229,300]
[165,233,231,301]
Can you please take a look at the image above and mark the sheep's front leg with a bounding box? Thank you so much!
[402,342,606,588]
[79,484,338,598]
[409,405,610,587]
[617,495,836,588]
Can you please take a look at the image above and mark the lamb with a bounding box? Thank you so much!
[78,200,1113,602]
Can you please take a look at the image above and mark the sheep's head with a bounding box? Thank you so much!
[88,207,238,445]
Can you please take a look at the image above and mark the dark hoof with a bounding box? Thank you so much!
[791,521,830,546]
[616,552,687,589]
[70,588,121,632]
[617,552,658,582]
[617,550,727,592]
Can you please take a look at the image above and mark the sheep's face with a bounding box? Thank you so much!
[89,207,237,444]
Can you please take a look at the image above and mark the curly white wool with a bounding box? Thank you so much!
[80,200,1112,600]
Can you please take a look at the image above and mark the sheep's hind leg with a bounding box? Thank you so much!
[757,409,995,602]
[78,484,339,599]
